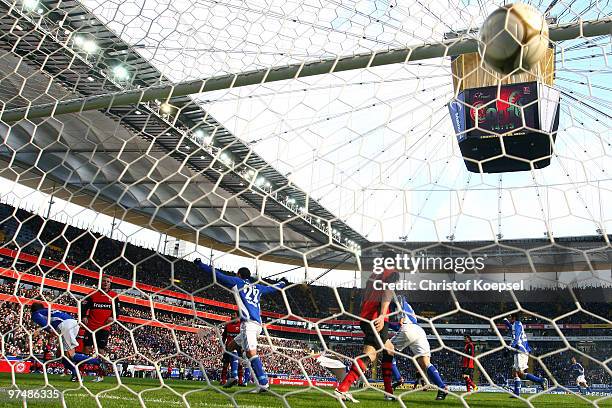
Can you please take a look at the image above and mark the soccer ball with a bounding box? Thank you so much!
[479,3,549,75]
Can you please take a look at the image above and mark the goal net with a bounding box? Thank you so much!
[0,0,609,407]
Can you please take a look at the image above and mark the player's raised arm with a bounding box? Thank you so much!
[258,277,287,295]
[503,317,512,330]
[193,258,240,288]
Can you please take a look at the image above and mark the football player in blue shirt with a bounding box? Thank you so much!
[194,259,286,392]
[388,296,448,401]
[571,356,592,394]
[30,303,100,382]
[503,312,548,396]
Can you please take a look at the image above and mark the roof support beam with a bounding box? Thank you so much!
[1,19,610,123]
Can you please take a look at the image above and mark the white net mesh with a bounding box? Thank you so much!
[0,0,610,407]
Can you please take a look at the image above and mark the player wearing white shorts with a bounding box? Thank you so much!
[30,303,100,382]
[503,312,548,396]
[571,357,592,394]
[234,320,263,352]
[195,259,286,392]
[389,296,448,401]
[57,318,80,350]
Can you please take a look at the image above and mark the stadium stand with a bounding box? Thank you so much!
[0,202,609,388]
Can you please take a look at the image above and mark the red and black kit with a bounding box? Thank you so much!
[81,290,119,350]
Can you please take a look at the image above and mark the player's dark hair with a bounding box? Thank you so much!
[237,267,251,279]
[30,302,45,314]
[510,311,521,321]
[465,335,472,341]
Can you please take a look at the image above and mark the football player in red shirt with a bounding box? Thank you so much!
[81,275,119,382]
[220,313,243,386]
[462,335,478,392]
[334,261,399,402]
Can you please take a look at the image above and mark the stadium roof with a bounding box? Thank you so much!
[0,0,367,267]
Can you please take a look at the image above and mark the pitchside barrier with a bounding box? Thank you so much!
[5,357,612,396]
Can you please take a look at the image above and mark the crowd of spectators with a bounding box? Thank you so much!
[3,203,609,322]
[1,245,609,329]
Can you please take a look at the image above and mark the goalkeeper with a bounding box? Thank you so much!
[194,259,287,393]
[30,303,100,382]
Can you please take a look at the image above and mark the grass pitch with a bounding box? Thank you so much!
[0,374,609,408]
